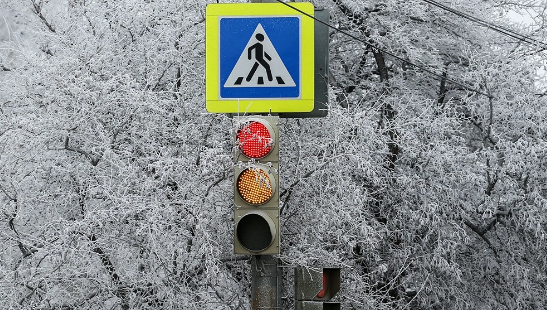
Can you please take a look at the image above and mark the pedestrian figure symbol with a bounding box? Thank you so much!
[247,33,274,83]
[224,24,295,88]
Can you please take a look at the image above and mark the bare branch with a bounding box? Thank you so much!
[64,136,101,166]
[149,62,174,91]
[205,172,229,198]
[464,219,499,258]
[30,0,56,33]
[0,183,16,202]
[280,154,351,215]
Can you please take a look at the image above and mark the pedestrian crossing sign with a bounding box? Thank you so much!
[206,3,315,113]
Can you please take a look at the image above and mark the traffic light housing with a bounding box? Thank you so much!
[295,267,341,310]
[233,116,280,255]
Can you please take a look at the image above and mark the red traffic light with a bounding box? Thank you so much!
[237,120,275,159]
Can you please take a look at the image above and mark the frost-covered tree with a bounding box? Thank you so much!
[0,0,546,309]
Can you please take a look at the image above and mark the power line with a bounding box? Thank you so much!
[274,0,493,98]
[421,0,547,50]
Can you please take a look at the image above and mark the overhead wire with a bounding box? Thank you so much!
[274,0,493,98]
[421,0,547,50]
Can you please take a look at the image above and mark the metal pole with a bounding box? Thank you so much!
[247,1,283,309]
[251,255,280,309]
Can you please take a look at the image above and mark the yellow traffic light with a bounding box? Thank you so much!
[236,167,275,205]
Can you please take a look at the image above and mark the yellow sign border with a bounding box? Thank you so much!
[206,3,315,113]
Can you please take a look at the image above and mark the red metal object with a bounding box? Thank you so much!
[316,273,328,298]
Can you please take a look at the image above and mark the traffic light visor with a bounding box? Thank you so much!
[236,167,275,205]
[237,120,274,159]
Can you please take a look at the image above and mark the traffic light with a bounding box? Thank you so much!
[233,116,280,255]
[295,267,341,310]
